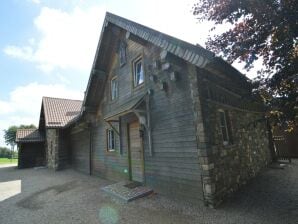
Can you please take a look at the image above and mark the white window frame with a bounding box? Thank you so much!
[218,110,230,145]
[133,58,144,87]
[107,129,116,152]
[111,77,118,100]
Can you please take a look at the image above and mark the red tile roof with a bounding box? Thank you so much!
[16,129,45,143]
[42,97,82,128]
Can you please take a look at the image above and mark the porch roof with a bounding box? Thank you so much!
[16,129,45,143]
[104,94,146,121]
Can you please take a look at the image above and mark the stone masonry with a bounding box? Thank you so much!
[46,129,59,170]
[189,65,272,207]
[202,104,272,206]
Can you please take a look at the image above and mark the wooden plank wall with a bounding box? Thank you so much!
[91,37,146,181]
[91,119,129,180]
[57,130,70,170]
[18,142,45,168]
[143,50,203,201]
[90,36,203,201]
[69,127,90,174]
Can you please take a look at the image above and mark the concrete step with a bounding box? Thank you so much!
[101,181,153,202]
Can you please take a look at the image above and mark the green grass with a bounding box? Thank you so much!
[0,158,18,164]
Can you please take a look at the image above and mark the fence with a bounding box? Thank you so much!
[273,127,298,162]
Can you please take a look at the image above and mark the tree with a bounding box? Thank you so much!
[0,147,12,158]
[4,126,18,149]
[193,0,298,130]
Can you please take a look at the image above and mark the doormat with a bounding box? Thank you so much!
[124,181,142,189]
[102,181,153,202]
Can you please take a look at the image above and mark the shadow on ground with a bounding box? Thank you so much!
[0,161,297,224]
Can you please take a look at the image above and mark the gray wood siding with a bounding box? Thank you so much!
[70,128,90,174]
[90,39,146,180]
[18,142,45,168]
[142,54,202,200]
[103,39,147,117]
[57,130,70,170]
[91,119,129,180]
[90,37,203,201]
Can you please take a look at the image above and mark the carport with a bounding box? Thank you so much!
[16,129,45,168]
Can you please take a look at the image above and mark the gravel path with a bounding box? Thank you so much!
[0,161,297,224]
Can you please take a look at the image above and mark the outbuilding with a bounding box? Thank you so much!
[16,128,45,168]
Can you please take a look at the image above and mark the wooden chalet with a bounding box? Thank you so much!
[16,13,272,207]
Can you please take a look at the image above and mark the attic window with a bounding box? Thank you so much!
[133,58,144,87]
[119,41,127,66]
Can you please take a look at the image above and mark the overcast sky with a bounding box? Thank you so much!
[0,0,257,147]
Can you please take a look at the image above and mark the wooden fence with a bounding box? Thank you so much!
[273,127,298,161]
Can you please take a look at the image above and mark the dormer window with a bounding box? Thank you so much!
[119,41,127,66]
[133,58,144,87]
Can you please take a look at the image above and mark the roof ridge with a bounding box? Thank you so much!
[42,96,82,102]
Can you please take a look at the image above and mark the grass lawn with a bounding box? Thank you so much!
[0,158,18,164]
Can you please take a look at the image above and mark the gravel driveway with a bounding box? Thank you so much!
[0,161,297,224]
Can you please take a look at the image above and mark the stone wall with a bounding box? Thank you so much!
[191,67,272,207]
[202,103,272,206]
[46,129,59,170]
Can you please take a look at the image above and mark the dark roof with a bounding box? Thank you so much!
[16,129,45,143]
[42,97,82,128]
[104,12,214,68]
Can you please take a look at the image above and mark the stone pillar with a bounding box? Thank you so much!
[46,129,59,170]
[188,64,217,207]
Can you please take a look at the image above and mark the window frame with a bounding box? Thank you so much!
[110,76,118,101]
[132,57,144,88]
[218,109,230,145]
[106,129,116,152]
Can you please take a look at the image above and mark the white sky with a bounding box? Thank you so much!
[0,0,259,147]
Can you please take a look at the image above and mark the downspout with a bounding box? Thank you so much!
[146,94,153,156]
[89,123,93,175]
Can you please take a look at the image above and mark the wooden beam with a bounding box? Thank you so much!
[106,121,120,136]
[126,31,147,46]
[91,69,106,78]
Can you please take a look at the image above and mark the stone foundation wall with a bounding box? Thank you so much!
[46,129,59,170]
[202,103,272,206]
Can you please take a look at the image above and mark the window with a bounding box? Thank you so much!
[133,58,144,87]
[111,77,118,100]
[219,110,230,145]
[107,129,116,152]
[119,41,127,66]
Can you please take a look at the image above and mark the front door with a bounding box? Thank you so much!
[128,120,144,182]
